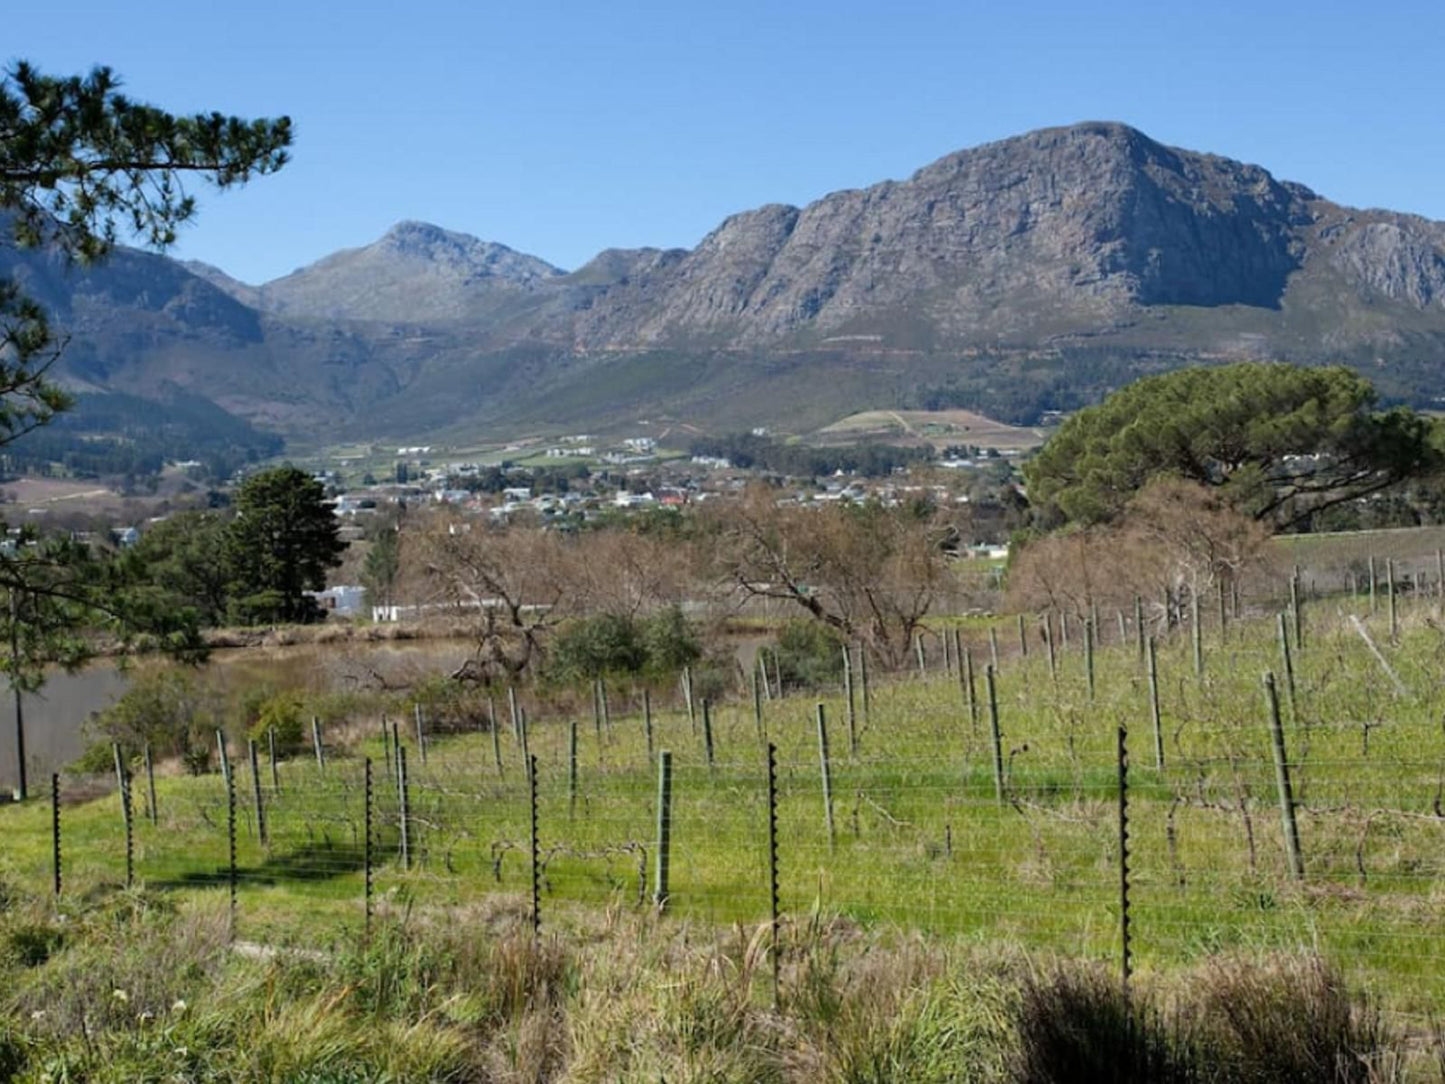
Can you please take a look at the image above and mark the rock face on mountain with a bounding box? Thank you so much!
[9,122,1445,442]
[558,123,1319,347]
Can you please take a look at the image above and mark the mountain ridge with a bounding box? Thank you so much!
[9,121,1445,446]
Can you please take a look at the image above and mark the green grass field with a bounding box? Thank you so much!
[4,592,1445,1022]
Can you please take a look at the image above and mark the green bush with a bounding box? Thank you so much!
[247,691,307,755]
[548,613,647,683]
[409,674,490,735]
[641,605,703,675]
[88,668,215,772]
[3,921,64,968]
[773,620,847,691]
[70,740,121,775]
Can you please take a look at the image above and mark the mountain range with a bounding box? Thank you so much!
[8,120,1445,450]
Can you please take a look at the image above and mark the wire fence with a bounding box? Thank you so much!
[24,569,1445,1023]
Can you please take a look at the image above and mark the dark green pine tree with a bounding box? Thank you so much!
[0,61,290,797]
[226,467,347,625]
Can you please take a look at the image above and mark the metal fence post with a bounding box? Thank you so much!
[766,741,781,1012]
[364,757,374,939]
[51,772,61,898]
[1116,724,1132,1003]
[568,719,579,818]
[414,703,427,766]
[842,646,857,755]
[528,753,541,934]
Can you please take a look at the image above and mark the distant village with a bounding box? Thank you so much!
[4,429,1024,617]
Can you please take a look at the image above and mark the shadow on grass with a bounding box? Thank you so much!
[148,840,372,889]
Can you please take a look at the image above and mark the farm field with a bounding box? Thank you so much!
[815,409,1050,451]
[4,590,1445,1025]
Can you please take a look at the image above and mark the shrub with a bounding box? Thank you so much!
[248,691,307,755]
[548,613,647,683]
[641,605,703,675]
[1011,964,1196,1084]
[3,921,64,968]
[88,668,215,772]
[773,620,847,691]
[1191,956,1391,1084]
[409,674,490,735]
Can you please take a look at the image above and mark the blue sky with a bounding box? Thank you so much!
[12,0,1445,283]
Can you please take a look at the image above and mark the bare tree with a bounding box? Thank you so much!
[709,487,958,668]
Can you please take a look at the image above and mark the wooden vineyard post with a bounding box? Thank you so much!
[1147,637,1164,770]
[113,743,133,888]
[986,665,1004,806]
[143,742,158,825]
[1291,568,1303,651]
[816,703,835,849]
[1277,613,1298,726]
[491,699,504,778]
[226,763,237,942]
[1387,558,1398,641]
[247,739,267,846]
[859,644,871,732]
[683,667,697,733]
[702,699,715,770]
[963,645,978,730]
[753,665,765,740]
[1263,672,1304,880]
[397,745,411,870]
[311,717,325,772]
[1191,588,1203,680]
[1134,594,1145,664]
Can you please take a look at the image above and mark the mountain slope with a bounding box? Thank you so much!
[242,221,564,322]
[7,121,1445,447]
